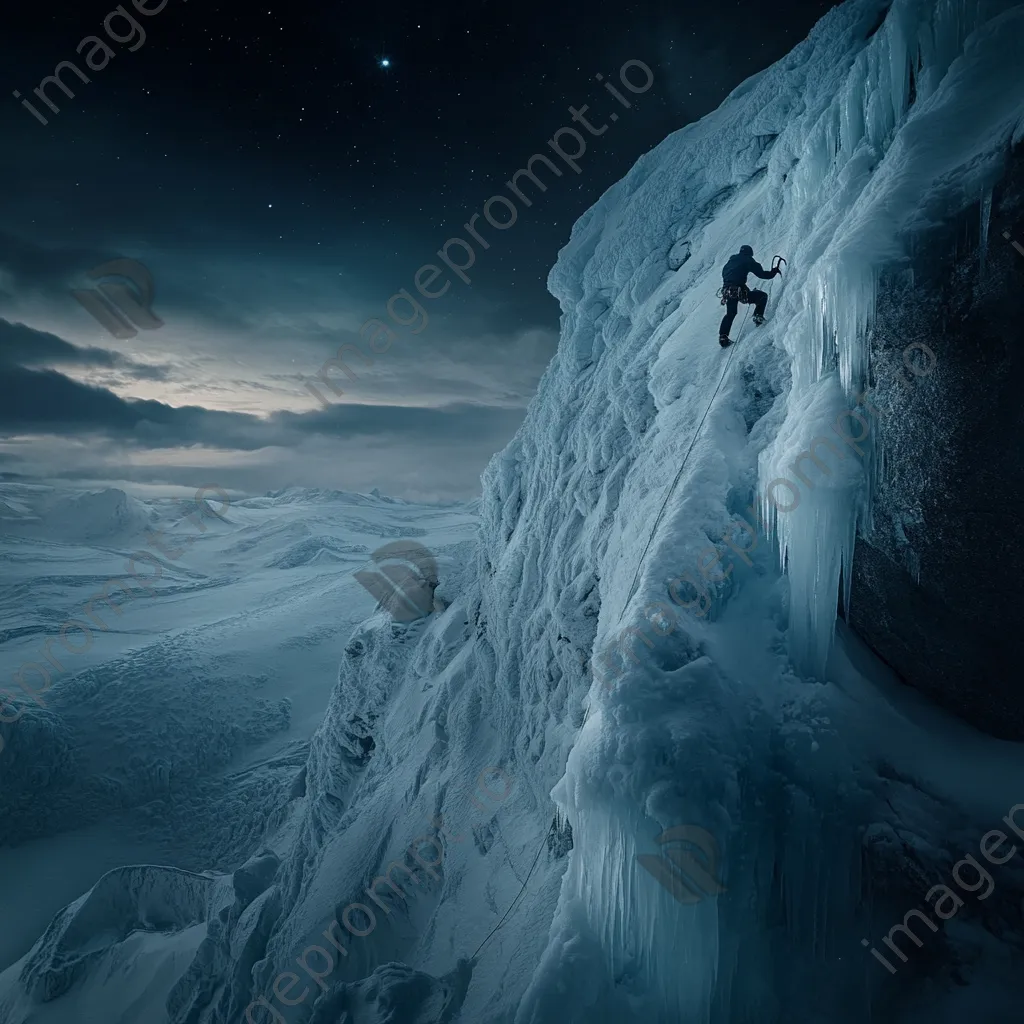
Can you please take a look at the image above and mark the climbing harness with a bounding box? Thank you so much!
[718,283,751,305]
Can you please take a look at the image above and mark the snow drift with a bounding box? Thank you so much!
[4,1,1024,1022]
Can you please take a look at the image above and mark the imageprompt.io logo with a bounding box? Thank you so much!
[355,540,444,623]
[636,825,726,905]
[71,258,163,339]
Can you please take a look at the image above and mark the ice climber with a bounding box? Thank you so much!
[718,245,781,347]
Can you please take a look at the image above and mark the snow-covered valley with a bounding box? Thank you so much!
[3,0,1024,1021]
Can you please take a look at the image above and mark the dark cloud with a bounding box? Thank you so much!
[0,232,112,295]
[0,318,169,380]
[0,357,523,454]
[285,401,526,443]
[0,362,277,448]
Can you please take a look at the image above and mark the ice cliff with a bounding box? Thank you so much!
[3,1,1024,1022]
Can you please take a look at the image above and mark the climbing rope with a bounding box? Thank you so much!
[620,309,748,616]
[458,312,742,960]
[471,819,555,960]
[621,256,786,617]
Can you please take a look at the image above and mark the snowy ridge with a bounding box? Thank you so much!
[3,2,1024,1022]
[19,865,225,1003]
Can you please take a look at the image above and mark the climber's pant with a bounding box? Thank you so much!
[720,288,768,337]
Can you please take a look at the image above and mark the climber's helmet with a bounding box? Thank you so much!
[739,245,754,257]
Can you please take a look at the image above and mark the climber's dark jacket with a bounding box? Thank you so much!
[722,252,777,287]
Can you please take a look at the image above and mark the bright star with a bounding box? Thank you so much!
[379,57,391,68]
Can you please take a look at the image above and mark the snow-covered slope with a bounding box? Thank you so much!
[4,1,1024,1022]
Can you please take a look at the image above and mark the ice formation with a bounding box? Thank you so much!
[3,1,1024,1022]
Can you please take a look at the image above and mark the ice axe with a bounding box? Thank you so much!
[772,255,788,274]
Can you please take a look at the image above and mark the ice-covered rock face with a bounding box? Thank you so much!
[4,3,1024,1024]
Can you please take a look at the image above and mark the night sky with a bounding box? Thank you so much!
[0,0,835,502]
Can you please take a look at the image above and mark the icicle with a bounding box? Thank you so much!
[980,186,993,278]
[561,802,721,1023]
[759,377,869,677]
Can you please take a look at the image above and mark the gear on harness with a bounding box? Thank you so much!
[719,284,751,306]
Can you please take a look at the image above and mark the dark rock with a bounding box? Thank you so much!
[849,144,1024,739]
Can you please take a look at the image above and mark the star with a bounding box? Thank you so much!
[379,57,391,69]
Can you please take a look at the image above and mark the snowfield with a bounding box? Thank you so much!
[3,0,1024,1021]
[0,484,478,976]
